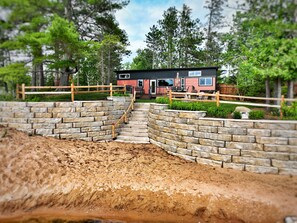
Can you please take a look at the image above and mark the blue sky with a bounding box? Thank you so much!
[115,0,209,63]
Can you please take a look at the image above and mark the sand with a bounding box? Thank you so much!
[0,126,297,223]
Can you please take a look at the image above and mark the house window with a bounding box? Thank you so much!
[119,74,130,79]
[189,71,202,77]
[181,78,185,90]
[199,77,212,86]
[157,79,173,87]
[138,79,143,87]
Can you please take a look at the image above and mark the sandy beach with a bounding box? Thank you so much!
[0,126,296,223]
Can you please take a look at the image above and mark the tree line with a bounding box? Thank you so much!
[0,0,129,94]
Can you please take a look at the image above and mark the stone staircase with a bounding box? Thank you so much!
[115,103,150,144]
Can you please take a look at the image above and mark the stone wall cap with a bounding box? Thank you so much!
[200,117,297,124]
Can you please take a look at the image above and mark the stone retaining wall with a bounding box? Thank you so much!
[0,97,131,141]
[148,103,297,175]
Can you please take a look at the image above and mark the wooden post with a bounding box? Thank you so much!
[216,91,220,107]
[21,83,25,100]
[71,83,75,102]
[124,84,126,95]
[112,124,116,139]
[16,84,19,99]
[124,112,128,123]
[169,89,172,106]
[110,83,113,97]
[280,95,285,119]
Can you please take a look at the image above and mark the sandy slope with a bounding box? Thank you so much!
[0,126,296,223]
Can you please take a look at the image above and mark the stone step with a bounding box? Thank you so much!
[121,127,148,133]
[128,121,147,125]
[126,124,148,129]
[115,135,150,143]
[120,131,149,137]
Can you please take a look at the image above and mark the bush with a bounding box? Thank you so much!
[233,111,242,119]
[282,102,297,120]
[249,110,265,119]
[155,96,169,104]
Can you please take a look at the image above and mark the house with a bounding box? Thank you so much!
[116,67,218,97]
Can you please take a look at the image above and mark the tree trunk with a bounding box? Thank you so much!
[287,80,294,105]
[100,50,105,85]
[31,64,37,87]
[274,77,282,105]
[107,47,111,84]
[265,77,271,110]
[39,62,44,86]
[60,70,69,86]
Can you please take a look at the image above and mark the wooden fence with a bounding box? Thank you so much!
[16,83,126,102]
[169,90,296,117]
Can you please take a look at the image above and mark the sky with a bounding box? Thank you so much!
[115,0,236,63]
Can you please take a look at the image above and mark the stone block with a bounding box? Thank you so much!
[209,153,231,162]
[80,111,105,117]
[35,113,52,118]
[33,123,55,129]
[168,122,196,130]
[226,142,263,151]
[218,147,240,156]
[199,138,225,147]
[161,126,178,134]
[165,138,187,148]
[264,144,297,153]
[96,106,110,112]
[290,154,297,161]
[161,132,181,141]
[83,102,103,107]
[289,138,297,145]
[73,121,103,128]
[194,132,232,141]
[8,123,32,130]
[197,119,224,127]
[14,112,34,118]
[176,148,192,156]
[88,131,108,137]
[181,136,198,144]
[161,144,177,153]
[256,137,288,145]
[247,129,271,137]
[272,160,297,169]
[95,116,108,122]
[54,128,81,134]
[218,127,247,135]
[56,123,73,129]
[0,112,14,118]
[178,111,205,119]
[169,152,196,162]
[27,102,55,107]
[233,135,255,143]
[2,118,27,123]
[93,135,113,141]
[188,144,218,153]
[232,156,271,167]
[63,117,94,123]
[35,129,53,135]
[30,107,48,113]
[81,126,101,132]
[53,112,80,118]
[224,120,254,128]
[76,107,96,112]
[198,126,218,133]
[55,102,82,107]
[150,104,168,110]
[177,129,193,136]
[196,157,222,167]
[60,133,87,139]
[241,150,290,161]
[279,168,297,176]
[101,125,112,131]
[223,162,245,171]
[6,102,27,107]
[30,118,61,124]
[245,165,278,174]
[254,122,295,130]
[272,130,297,138]
[51,107,75,113]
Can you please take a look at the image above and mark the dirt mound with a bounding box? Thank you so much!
[0,126,296,223]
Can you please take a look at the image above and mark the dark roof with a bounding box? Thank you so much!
[115,66,218,73]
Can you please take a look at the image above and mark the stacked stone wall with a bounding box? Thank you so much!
[148,104,297,175]
[0,97,131,141]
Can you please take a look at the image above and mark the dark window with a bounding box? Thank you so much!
[119,74,130,79]
[138,79,143,87]
[199,77,212,86]
[157,79,173,87]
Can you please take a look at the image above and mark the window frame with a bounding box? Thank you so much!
[137,79,144,87]
[199,77,213,86]
[119,73,130,79]
[157,79,174,87]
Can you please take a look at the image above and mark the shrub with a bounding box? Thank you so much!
[156,96,169,104]
[249,110,265,119]
[282,102,297,120]
[233,111,242,119]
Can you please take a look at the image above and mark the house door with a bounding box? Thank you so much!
[150,80,156,95]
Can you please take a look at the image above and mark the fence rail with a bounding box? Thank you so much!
[16,83,126,102]
[112,90,136,139]
[169,90,297,117]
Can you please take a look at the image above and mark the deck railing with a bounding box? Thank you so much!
[16,83,126,102]
[112,90,136,139]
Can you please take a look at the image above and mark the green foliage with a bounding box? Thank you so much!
[249,110,265,120]
[282,102,297,120]
[130,49,153,70]
[155,97,169,104]
[0,94,15,101]
[232,111,242,119]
